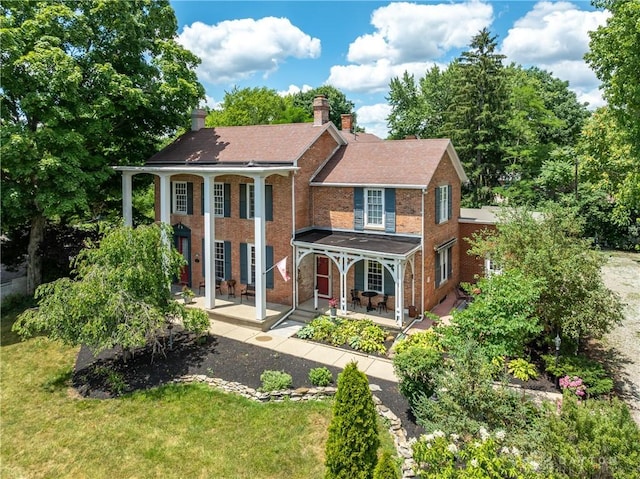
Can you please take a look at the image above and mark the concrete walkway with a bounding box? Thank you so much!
[209,319,399,383]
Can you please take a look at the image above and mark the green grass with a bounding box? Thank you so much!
[1,302,397,479]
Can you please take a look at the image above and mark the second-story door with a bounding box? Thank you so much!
[316,255,331,298]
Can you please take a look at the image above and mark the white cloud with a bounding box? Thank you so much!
[202,95,221,110]
[501,1,610,102]
[576,88,606,110]
[177,18,320,85]
[328,60,447,94]
[357,103,392,138]
[329,1,493,94]
[277,84,313,97]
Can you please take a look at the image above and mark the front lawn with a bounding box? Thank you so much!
[0,305,394,479]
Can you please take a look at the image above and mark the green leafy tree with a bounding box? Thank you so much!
[586,0,640,160]
[206,86,288,126]
[446,270,543,359]
[578,107,640,233]
[13,224,210,357]
[291,85,356,129]
[0,0,204,294]
[325,361,380,479]
[468,206,624,345]
[442,28,510,206]
[386,65,456,140]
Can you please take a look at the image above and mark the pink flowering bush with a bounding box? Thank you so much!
[328,297,338,309]
[559,375,586,398]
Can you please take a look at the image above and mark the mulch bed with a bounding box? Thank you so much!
[73,328,423,439]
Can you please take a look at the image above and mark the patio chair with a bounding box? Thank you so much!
[350,289,362,309]
[199,278,222,295]
[240,283,255,303]
[376,294,389,313]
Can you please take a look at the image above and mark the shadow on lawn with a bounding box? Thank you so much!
[73,327,217,399]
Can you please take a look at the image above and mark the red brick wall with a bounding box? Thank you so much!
[459,222,496,283]
[295,130,341,230]
[422,152,462,311]
[154,173,295,305]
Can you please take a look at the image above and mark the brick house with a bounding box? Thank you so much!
[116,96,483,327]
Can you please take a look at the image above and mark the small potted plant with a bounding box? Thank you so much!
[181,285,195,304]
[328,297,338,319]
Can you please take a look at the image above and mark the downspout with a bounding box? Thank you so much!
[292,172,297,309]
[421,187,426,320]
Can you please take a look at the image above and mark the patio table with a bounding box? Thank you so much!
[361,291,378,311]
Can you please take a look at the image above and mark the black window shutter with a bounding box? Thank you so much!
[202,238,205,276]
[354,260,364,290]
[447,247,453,279]
[435,251,441,287]
[384,188,396,233]
[447,184,453,221]
[201,183,204,216]
[223,184,231,217]
[239,184,247,219]
[224,241,232,280]
[266,246,274,289]
[435,187,441,224]
[170,182,174,214]
[187,182,193,215]
[240,242,247,284]
[265,185,273,221]
[383,265,394,295]
[354,187,364,230]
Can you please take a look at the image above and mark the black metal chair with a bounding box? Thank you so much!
[350,289,361,309]
[376,294,389,313]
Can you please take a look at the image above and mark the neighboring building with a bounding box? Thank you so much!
[116,96,493,327]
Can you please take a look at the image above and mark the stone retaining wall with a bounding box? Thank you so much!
[176,374,416,478]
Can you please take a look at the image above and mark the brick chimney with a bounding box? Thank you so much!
[341,113,353,132]
[313,95,330,126]
[191,109,206,131]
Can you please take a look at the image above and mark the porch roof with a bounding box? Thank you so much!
[293,229,421,258]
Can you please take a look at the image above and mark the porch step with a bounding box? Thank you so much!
[287,308,320,325]
[204,307,287,332]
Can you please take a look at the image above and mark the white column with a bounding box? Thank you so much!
[203,175,216,309]
[159,174,171,225]
[122,172,133,227]
[158,174,172,292]
[339,256,347,314]
[395,261,405,327]
[253,175,267,320]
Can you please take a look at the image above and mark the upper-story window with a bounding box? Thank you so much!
[436,185,452,224]
[173,181,188,215]
[212,182,224,217]
[365,188,384,227]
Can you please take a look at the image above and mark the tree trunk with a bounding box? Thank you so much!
[26,215,45,295]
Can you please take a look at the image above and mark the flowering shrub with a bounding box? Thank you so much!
[559,375,586,398]
[412,428,544,478]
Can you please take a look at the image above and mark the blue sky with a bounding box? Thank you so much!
[170,1,608,137]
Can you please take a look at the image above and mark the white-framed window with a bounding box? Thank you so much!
[212,183,224,217]
[437,185,449,224]
[173,181,188,215]
[436,246,452,286]
[365,188,384,227]
[214,240,225,279]
[247,184,255,219]
[484,255,502,277]
[246,243,256,284]
[366,260,384,293]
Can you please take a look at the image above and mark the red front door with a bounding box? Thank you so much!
[177,236,190,285]
[316,256,331,297]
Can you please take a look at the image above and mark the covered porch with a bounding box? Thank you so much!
[293,229,422,327]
